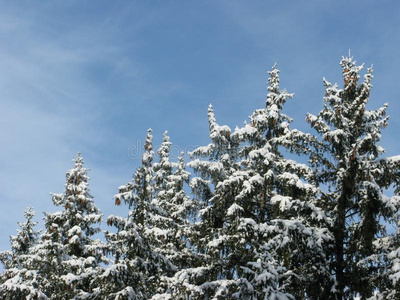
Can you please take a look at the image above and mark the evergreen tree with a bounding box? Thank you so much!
[34,153,107,299]
[230,64,332,299]
[0,207,39,270]
[170,104,243,299]
[150,132,198,298]
[101,129,175,299]
[152,132,194,271]
[0,207,47,299]
[306,54,400,299]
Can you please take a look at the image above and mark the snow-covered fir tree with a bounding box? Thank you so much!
[150,131,198,299]
[306,54,400,299]
[169,103,243,299]
[229,64,332,299]
[33,153,107,299]
[150,132,194,270]
[0,207,47,299]
[152,131,195,271]
[101,129,176,299]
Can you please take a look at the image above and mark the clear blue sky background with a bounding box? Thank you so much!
[0,1,399,251]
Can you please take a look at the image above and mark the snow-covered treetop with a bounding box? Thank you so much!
[155,131,173,179]
[143,128,154,167]
[52,152,99,212]
[266,63,294,111]
[2,206,39,263]
[231,64,296,148]
[340,52,364,91]
[158,131,172,163]
[208,104,231,145]
[12,207,38,253]
[49,153,102,244]
[307,55,389,160]
[114,129,156,220]
[73,152,84,166]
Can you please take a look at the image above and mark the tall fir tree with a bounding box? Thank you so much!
[306,54,400,299]
[230,64,332,299]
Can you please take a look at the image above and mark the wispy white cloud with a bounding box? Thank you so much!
[0,2,198,252]
[0,5,129,247]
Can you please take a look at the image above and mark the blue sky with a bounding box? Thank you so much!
[0,1,399,251]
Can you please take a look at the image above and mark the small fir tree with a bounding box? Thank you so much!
[102,129,175,299]
[0,207,47,299]
[150,132,197,298]
[33,153,107,299]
